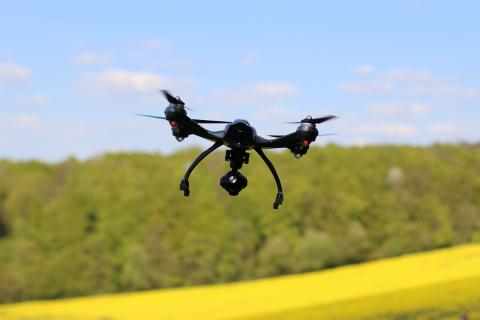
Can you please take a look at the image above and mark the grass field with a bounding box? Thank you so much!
[1,244,480,320]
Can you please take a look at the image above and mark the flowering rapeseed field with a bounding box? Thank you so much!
[1,244,480,320]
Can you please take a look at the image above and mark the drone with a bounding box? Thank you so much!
[137,90,336,209]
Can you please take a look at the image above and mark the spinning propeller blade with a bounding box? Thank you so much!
[161,90,196,110]
[161,90,185,105]
[135,114,230,124]
[135,113,166,120]
[286,115,337,124]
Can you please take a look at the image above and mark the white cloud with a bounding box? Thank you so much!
[80,69,170,94]
[0,114,183,161]
[352,64,375,76]
[429,123,458,134]
[132,40,193,71]
[340,65,478,99]
[72,51,115,65]
[16,94,50,106]
[0,62,31,88]
[368,101,428,117]
[1,51,15,60]
[410,103,429,116]
[254,106,302,122]
[209,82,298,105]
[0,114,41,127]
[16,114,41,126]
[338,80,394,94]
[405,84,479,99]
[384,67,436,83]
[353,123,417,136]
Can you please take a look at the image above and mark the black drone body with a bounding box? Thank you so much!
[138,90,336,209]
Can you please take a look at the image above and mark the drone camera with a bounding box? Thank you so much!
[220,171,248,196]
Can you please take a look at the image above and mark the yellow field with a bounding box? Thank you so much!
[2,244,480,320]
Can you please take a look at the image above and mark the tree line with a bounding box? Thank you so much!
[0,143,479,302]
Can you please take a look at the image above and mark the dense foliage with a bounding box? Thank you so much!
[1,144,480,302]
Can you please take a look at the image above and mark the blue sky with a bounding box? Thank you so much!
[1,1,479,161]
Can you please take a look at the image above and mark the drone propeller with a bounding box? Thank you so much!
[135,113,166,120]
[286,115,337,124]
[135,113,230,124]
[268,133,338,138]
[161,90,185,105]
[160,89,197,111]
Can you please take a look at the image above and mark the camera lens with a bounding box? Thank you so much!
[220,171,248,196]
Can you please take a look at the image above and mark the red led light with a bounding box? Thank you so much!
[169,121,177,127]
[302,139,310,146]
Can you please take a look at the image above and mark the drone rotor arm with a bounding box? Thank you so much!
[255,131,302,149]
[192,119,232,124]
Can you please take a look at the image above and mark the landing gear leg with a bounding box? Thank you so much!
[254,147,284,209]
[180,142,223,196]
